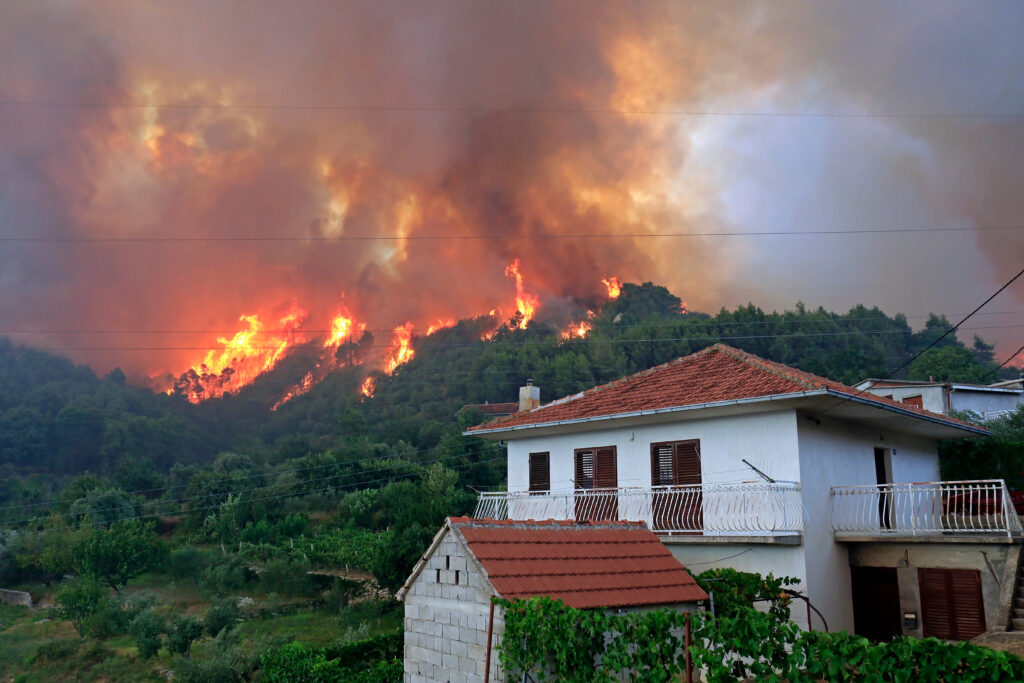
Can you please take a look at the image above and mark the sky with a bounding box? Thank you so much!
[1,0,1022,387]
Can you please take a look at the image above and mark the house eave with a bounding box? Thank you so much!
[464,389,989,438]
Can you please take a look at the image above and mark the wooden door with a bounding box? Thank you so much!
[574,447,617,521]
[851,567,902,641]
[651,440,702,533]
[919,568,986,640]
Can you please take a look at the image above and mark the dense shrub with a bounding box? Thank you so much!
[128,609,164,659]
[166,615,204,660]
[260,557,316,596]
[168,545,217,581]
[199,555,254,593]
[205,598,241,637]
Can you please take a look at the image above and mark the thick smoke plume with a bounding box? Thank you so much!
[2,0,1023,390]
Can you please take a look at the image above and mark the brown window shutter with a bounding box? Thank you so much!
[919,568,953,639]
[903,395,924,408]
[673,441,702,486]
[594,447,617,489]
[949,570,986,639]
[529,452,550,493]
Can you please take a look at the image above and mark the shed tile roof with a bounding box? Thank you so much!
[468,343,984,433]
[450,517,707,609]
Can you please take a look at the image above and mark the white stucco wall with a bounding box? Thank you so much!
[796,413,941,633]
[951,389,1024,419]
[506,409,802,494]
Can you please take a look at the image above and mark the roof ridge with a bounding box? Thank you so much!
[711,343,823,391]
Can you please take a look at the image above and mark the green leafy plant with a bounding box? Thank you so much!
[128,608,164,659]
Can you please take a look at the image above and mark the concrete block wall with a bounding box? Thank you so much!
[404,530,505,682]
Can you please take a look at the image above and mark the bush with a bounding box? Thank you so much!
[32,639,81,663]
[199,555,254,594]
[80,601,130,640]
[129,609,164,659]
[205,598,241,637]
[56,576,110,637]
[168,545,216,581]
[166,615,204,660]
[174,654,249,683]
[260,557,315,597]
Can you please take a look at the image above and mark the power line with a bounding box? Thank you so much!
[18,323,1024,352]
[0,439,503,513]
[983,343,1024,381]
[5,309,1023,335]
[3,225,1024,243]
[816,265,1024,417]
[0,454,507,532]
[2,99,1023,120]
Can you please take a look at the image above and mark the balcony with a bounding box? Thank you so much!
[472,482,805,536]
[830,479,1024,539]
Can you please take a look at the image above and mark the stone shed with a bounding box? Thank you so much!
[396,517,708,683]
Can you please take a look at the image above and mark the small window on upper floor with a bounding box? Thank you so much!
[902,395,923,409]
[529,452,550,494]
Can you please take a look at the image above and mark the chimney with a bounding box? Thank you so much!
[519,380,540,412]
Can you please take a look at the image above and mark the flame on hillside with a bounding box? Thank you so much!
[361,376,376,398]
[561,320,592,340]
[602,277,622,299]
[384,322,415,374]
[426,319,455,336]
[174,304,308,403]
[504,259,539,330]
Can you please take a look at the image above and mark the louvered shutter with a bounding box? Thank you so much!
[529,452,550,493]
[673,441,701,486]
[919,568,953,639]
[949,570,986,639]
[594,447,618,489]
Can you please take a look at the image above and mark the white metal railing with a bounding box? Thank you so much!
[830,479,1023,538]
[472,482,805,535]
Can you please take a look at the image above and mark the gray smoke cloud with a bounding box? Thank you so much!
[1,0,1022,382]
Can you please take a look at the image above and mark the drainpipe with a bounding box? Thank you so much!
[484,599,496,683]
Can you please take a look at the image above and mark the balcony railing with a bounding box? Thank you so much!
[473,482,805,535]
[830,479,1024,538]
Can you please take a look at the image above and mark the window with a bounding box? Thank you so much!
[902,395,923,409]
[574,447,618,521]
[650,440,702,533]
[919,568,986,640]
[528,452,550,494]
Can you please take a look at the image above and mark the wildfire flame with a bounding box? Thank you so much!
[602,276,622,299]
[384,322,415,374]
[176,304,308,403]
[323,307,365,349]
[361,376,376,397]
[271,370,315,411]
[426,318,455,336]
[505,258,540,329]
[561,320,592,340]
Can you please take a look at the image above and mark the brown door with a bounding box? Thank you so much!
[574,447,617,521]
[651,440,702,533]
[919,568,986,640]
[851,567,902,641]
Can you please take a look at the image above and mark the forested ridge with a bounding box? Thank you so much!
[0,282,1020,680]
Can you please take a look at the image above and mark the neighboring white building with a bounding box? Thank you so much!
[396,517,706,683]
[854,378,1024,421]
[467,344,1023,641]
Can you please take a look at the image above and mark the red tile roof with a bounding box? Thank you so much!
[450,517,708,609]
[468,344,985,433]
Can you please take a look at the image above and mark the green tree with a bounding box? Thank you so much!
[71,518,160,592]
[129,608,164,659]
[167,615,204,660]
[56,576,109,637]
[908,345,992,383]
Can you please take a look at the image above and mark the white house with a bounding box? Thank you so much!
[466,344,1023,641]
[854,378,1024,421]
[396,517,707,683]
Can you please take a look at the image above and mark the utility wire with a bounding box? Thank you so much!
[2,454,505,532]
[3,225,1024,243]
[21,323,1024,352]
[815,265,1024,417]
[982,343,1024,382]
[2,450,505,532]
[0,439,504,513]
[2,99,1023,120]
